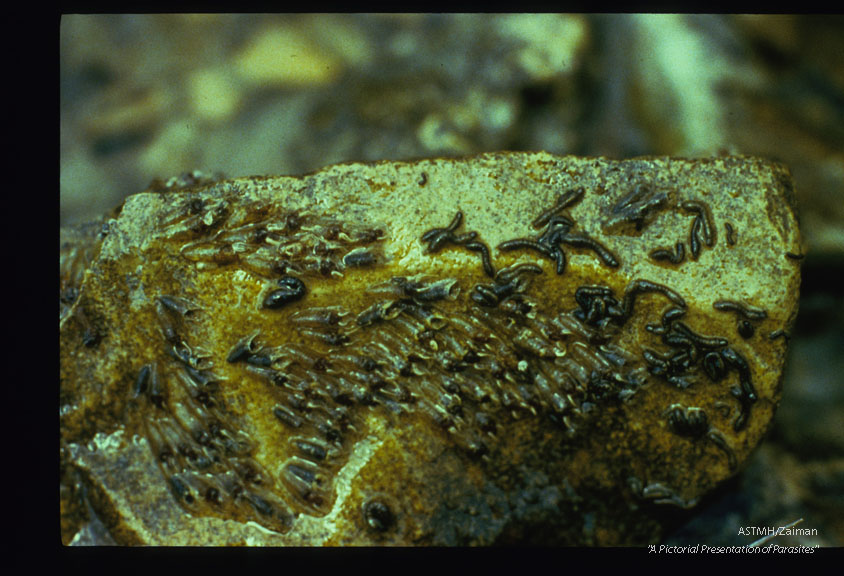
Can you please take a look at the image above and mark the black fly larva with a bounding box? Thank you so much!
[420,211,495,277]
[706,431,738,471]
[134,364,152,398]
[664,405,737,470]
[273,404,304,429]
[620,279,686,319]
[500,212,618,275]
[555,230,619,269]
[680,200,715,246]
[292,438,328,462]
[573,285,624,328]
[169,475,196,505]
[158,295,200,317]
[712,300,767,321]
[463,240,495,278]
[421,211,468,252]
[498,238,561,272]
[147,364,166,408]
[689,216,702,260]
[471,263,542,308]
[720,347,757,431]
[608,184,668,231]
[724,222,736,246]
[702,351,727,381]
[245,492,275,517]
[573,279,685,330]
[768,329,791,343]
[262,276,307,309]
[679,200,715,261]
[392,276,460,303]
[531,187,585,230]
[649,242,685,264]
[666,405,709,439]
[637,482,699,509]
[226,331,262,364]
[713,300,768,339]
[342,248,377,268]
[363,498,395,533]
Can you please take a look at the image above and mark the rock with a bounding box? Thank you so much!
[59,152,802,545]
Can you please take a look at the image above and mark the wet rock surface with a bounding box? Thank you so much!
[60,152,801,545]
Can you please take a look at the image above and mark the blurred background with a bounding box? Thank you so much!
[59,14,843,546]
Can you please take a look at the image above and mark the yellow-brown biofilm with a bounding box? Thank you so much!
[60,152,802,545]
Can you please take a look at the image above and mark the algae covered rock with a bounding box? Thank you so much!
[59,152,802,545]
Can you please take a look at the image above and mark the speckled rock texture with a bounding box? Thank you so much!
[60,152,802,546]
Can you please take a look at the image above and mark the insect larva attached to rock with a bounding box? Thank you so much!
[608,184,668,231]
[290,306,351,327]
[707,430,737,471]
[226,331,263,364]
[724,222,737,246]
[531,187,586,230]
[262,276,307,310]
[712,300,767,321]
[169,474,197,506]
[394,276,460,303]
[273,404,304,429]
[649,242,685,265]
[680,200,715,247]
[356,300,406,327]
[713,300,768,339]
[342,247,377,268]
[158,295,201,317]
[363,499,395,533]
[292,437,329,462]
[134,364,152,398]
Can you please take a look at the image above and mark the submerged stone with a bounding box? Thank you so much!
[59,152,802,545]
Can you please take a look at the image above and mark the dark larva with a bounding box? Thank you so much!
[649,242,685,264]
[262,276,306,309]
[725,222,737,246]
[559,233,620,268]
[147,365,166,409]
[768,329,791,343]
[608,184,668,231]
[707,430,738,471]
[343,248,376,268]
[293,438,328,461]
[134,364,152,398]
[666,405,709,439]
[169,475,195,505]
[689,216,702,260]
[680,200,716,247]
[532,187,585,229]
[420,211,494,277]
[227,331,262,363]
[363,499,395,532]
[246,492,275,517]
[158,295,200,317]
[712,300,768,321]
[621,279,686,318]
[464,240,495,277]
[273,404,303,429]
